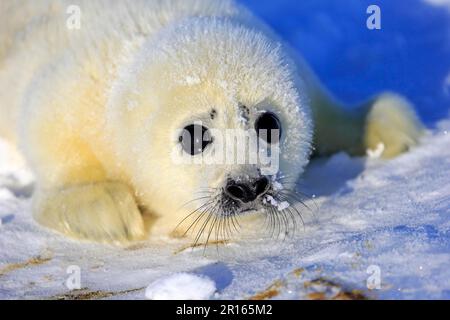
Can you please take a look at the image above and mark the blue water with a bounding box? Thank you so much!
[239,0,450,124]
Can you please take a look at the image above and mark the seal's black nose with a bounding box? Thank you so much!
[225,177,269,203]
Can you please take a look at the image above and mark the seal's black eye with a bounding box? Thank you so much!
[255,112,282,144]
[179,124,212,155]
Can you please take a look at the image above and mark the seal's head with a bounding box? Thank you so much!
[108,18,313,237]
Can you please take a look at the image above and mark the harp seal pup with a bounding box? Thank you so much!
[0,0,423,243]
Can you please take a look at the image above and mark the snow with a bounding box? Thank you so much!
[1,119,449,299]
[263,195,290,211]
[0,0,449,300]
[145,273,216,300]
[184,75,201,86]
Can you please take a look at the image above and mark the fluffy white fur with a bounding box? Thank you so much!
[0,0,423,243]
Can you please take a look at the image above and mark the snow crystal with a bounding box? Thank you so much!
[272,181,283,191]
[263,195,276,206]
[145,273,216,300]
[263,194,290,211]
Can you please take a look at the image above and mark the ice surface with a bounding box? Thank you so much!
[0,118,449,299]
[0,0,449,299]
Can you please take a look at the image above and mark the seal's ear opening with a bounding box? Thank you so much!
[255,112,282,144]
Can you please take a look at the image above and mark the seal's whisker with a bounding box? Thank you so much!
[214,215,222,253]
[193,213,212,249]
[176,177,317,250]
[280,193,307,229]
[221,214,229,241]
[231,212,240,237]
[279,189,316,215]
[230,213,240,235]
[276,175,299,185]
[224,206,236,239]
[270,208,277,238]
[192,200,219,249]
[176,195,212,211]
[276,193,305,234]
[290,193,317,223]
[290,204,306,230]
[275,207,284,240]
[190,202,216,237]
[279,189,311,205]
[283,202,297,235]
[212,202,226,242]
[268,206,280,239]
[203,213,218,253]
[193,188,218,195]
[280,209,290,240]
[175,198,213,233]
[182,200,215,237]
[275,177,315,199]
[290,186,320,212]
[266,206,276,238]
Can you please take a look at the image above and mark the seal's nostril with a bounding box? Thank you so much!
[254,177,269,197]
[226,184,246,200]
[225,182,255,203]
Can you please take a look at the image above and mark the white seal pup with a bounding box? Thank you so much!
[0,0,423,243]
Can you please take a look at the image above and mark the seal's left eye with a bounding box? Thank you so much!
[179,124,213,155]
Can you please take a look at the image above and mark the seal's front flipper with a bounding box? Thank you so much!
[361,93,424,158]
[312,92,424,158]
[33,182,146,244]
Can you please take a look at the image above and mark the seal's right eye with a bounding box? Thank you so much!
[255,112,282,144]
[179,124,212,155]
